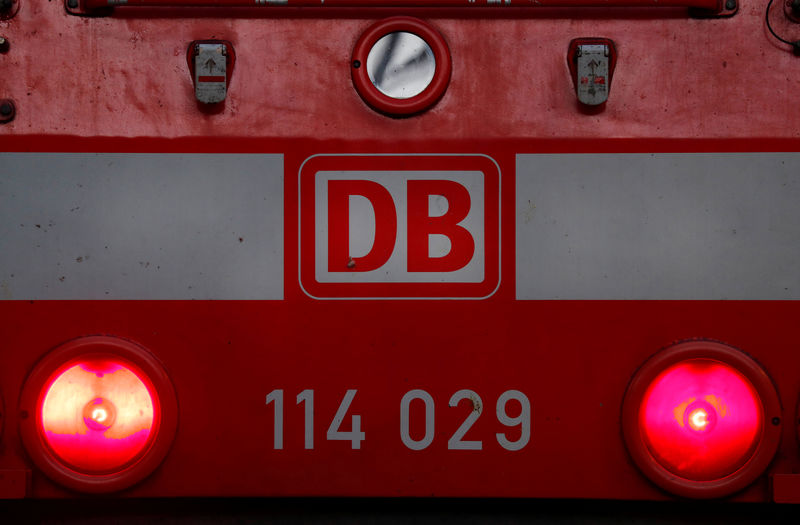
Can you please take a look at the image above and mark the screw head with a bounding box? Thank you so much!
[67,0,79,7]
[0,37,8,53]
[725,0,736,10]
[352,60,361,69]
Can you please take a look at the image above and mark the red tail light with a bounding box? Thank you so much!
[41,359,156,473]
[622,341,781,499]
[639,359,762,481]
[19,337,177,493]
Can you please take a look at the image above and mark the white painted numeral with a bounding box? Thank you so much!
[271,388,529,451]
[448,389,483,450]
[496,390,531,451]
[326,389,366,449]
[400,389,435,450]
[297,389,314,449]
[265,389,284,450]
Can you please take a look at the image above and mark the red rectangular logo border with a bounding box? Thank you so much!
[298,153,501,300]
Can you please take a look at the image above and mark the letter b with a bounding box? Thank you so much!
[407,180,475,272]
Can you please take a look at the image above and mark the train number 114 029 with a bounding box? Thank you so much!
[265,389,531,451]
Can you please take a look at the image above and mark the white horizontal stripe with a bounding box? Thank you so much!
[516,153,800,300]
[0,153,284,300]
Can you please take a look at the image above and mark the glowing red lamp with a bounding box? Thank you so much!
[19,337,177,493]
[40,359,155,473]
[622,341,781,499]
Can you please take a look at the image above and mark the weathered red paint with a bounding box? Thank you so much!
[2,0,800,502]
[83,0,724,11]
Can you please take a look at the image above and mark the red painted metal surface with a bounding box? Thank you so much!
[772,474,800,503]
[83,0,723,11]
[2,0,800,503]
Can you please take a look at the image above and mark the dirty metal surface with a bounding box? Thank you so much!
[0,5,798,139]
[1,1,800,503]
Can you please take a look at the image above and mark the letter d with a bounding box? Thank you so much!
[328,180,397,272]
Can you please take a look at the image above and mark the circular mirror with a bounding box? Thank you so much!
[366,32,436,100]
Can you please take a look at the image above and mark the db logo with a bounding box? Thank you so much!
[299,154,501,299]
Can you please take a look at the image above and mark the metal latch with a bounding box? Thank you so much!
[187,40,235,105]
[567,38,617,107]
